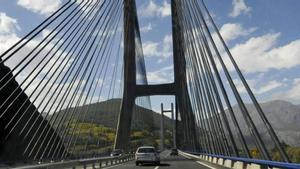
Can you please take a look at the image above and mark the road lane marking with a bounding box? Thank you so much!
[154,166,159,169]
[196,161,216,169]
[179,151,217,169]
[179,153,192,159]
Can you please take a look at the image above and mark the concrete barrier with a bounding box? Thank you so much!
[212,157,218,163]
[179,151,300,169]
[247,163,267,169]
[12,154,135,169]
[217,158,224,165]
[224,159,233,168]
[233,161,245,169]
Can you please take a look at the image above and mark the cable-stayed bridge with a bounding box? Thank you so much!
[0,0,299,168]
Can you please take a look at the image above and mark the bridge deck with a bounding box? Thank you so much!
[93,151,226,169]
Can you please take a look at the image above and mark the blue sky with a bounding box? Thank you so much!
[1,0,300,113]
[136,0,300,111]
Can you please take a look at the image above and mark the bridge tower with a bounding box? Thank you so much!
[114,0,199,151]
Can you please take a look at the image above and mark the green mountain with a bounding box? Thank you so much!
[50,98,173,131]
[48,99,175,156]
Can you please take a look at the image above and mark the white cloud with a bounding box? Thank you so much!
[273,78,300,103]
[143,42,158,56]
[255,80,283,94]
[0,11,120,114]
[160,1,171,17]
[234,78,283,95]
[0,34,20,56]
[0,12,20,34]
[143,34,173,62]
[212,23,256,53]
[0,12,73,113]
[218,23,256,42]
[147,65,173,84]
[293,78,300,85]
[233,78,255,94]
[223,33,300,73]
[140,23,153,33]
[229,0,251,17]
[42,29,53,38]
[0,13,21,55]
[139,0,171,18]
[0,37,71,113]
[17,0,62,16]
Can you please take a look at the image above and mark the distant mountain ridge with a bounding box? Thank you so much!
[227,100,300,147]
[51,99,300,147]
[51,99,173,131]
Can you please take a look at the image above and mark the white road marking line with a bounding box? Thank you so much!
[179,151,216,169]
[154,166,159,169]
[196,161,216,169]
[178,151,217,169]
[180,153,192,159]
[179,151,200,159]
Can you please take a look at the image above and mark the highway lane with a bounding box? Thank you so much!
[102,151,213,169]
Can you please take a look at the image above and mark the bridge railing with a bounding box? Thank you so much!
[179,150,300,169]
[12,154,135,169]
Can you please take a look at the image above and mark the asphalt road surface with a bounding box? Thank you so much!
[102,151,216,169]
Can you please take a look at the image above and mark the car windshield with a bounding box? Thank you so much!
[138,148,155,153]
[112,149,122,153]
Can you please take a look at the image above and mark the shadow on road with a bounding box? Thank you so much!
[159,163,171,167]
[162,156,193,162]
[140,163,171,167]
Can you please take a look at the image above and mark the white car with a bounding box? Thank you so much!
[135,146,160,166]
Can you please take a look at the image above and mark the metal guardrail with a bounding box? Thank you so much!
[12,154,135,169]
[180,150,300,169]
